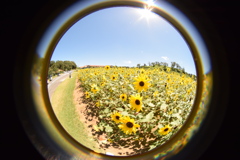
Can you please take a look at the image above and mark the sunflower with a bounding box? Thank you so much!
[129,94,143,112]
[166,97,170,104]
[139,69,145,74]
[187,88,192,95]
[102,75,106,81]
[168,110,173,115]
[107,139,113,143]
[91,84,99,93]
[153,90,159,97]
[96,101,100,107]
[158,125,172,136]
[85,91,90,98]
[120,94,127,101]
[133,75,151,92]
[111,112,122,123]
[118,116,140,135]
[111,75,117,81]
[167,67,171,72]
[105,65,110,70]
[100,82,105,87]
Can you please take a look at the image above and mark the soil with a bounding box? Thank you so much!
[73,79,136,156]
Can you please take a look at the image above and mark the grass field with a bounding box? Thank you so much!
[51,71,102,152]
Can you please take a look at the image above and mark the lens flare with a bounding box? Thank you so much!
[136,0,159,25]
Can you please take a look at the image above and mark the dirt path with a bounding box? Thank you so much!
[73,79,136,156]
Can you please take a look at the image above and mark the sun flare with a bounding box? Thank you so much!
[136,1,158,24]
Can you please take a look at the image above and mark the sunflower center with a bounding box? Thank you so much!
[122,96,125,99]
[116,116,120,120]
[135,100,140,105]
[164,128,169,132]
[126,122,133,128]
[139,81,144,86]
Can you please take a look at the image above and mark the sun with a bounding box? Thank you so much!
[138,8,154,19]
[136,0,158,23]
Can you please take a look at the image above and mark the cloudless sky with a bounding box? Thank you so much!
[51,6,196,75]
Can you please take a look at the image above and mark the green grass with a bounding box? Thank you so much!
[51,71,102,152]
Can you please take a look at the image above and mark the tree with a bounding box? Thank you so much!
[49,61,55,67]
[182,67,185,74]
[48,60,77,78]
[55,60,64,70]
[171,62,176,69]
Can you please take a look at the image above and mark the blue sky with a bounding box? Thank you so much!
[51,6,196,75]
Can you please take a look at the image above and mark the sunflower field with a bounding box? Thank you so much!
[78,65,196,154]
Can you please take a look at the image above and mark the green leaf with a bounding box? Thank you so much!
[146,111,154,120]
[158,124,164,129]
[128,84,134,90]
[139,111,154,122]
[116,108,124,112]
[137,113,143,119]
[121,111,129,116]
[160,103,167,111]
[148,102,155,107]
[105,125,113,132]
[103,108,109,113]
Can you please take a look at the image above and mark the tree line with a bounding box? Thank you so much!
[48,60,77,77]
[136,61,196,78]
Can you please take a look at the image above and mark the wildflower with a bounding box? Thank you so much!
[118,116,140,135]
[153,90,159,97]
[187,88,192,95]
[135,137,143,141]
[85,91,90,98]
[120,94,127,101]
[139,69,145,74]
[166,97,170,104]
[111,75,117,81]
[102,75,106,81]
[158,125,171,136]
[111,112,122,123]
[133,75,151,92]
[107,139,113,143]
[100,82,105,87]
[96,101,100,107]
[91,84,99,93]
[129,94,143,112]
[168,110,173,115]
[105,65,110,70]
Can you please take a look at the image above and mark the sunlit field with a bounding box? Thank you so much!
[78,65,196,153]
